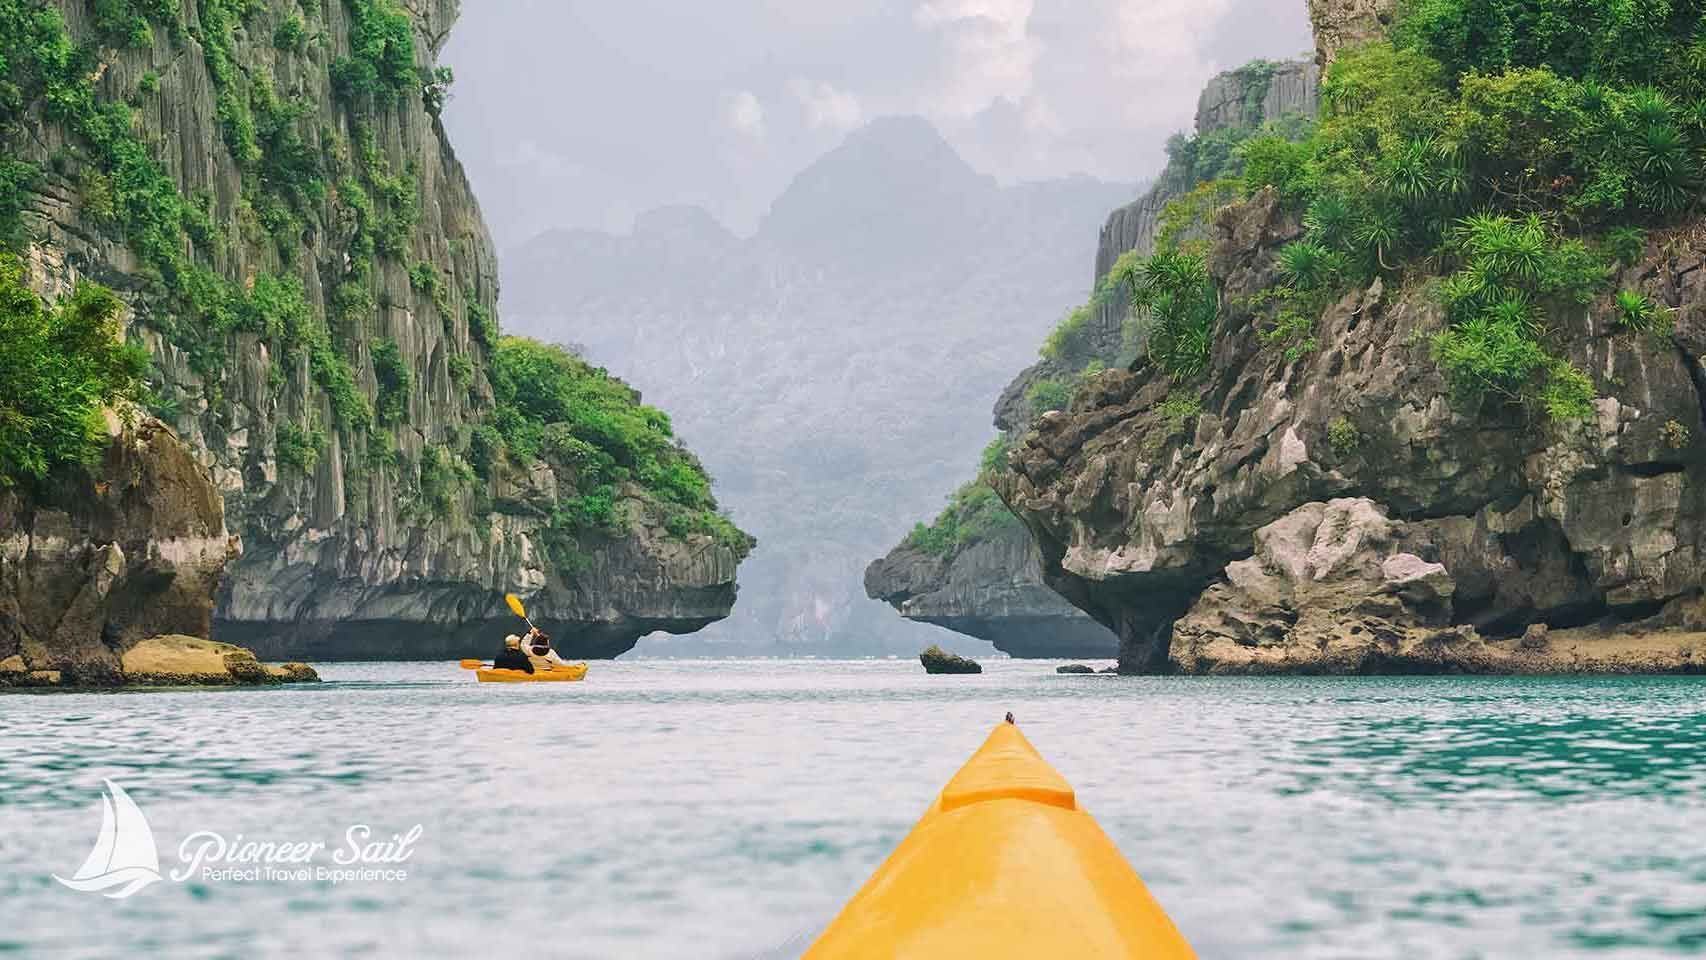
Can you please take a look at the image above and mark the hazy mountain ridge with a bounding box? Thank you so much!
[503,117,1135,653]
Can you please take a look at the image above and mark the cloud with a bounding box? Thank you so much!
[788,79,864,132]
[912,0,1039,118]
[441,0,1317,241]
[722,90,766,139]
[499,139,585,180]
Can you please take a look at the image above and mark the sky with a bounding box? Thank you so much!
[438,0,1316,245]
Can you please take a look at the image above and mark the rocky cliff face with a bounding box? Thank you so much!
[1307,0,1399,65]
[995,188,1706,673]
[1094,60,1319,292]
[863,525,1116,659]
[866,60,1319,657]
[0,409,314,685]
[8,0,744,659]
[984,2,1706,675]
[998,59,1321,428]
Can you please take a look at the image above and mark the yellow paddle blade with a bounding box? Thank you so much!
[505,593,527,619]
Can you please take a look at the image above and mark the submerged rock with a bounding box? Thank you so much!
[1055,663,1095,674]
[919,645,982,675]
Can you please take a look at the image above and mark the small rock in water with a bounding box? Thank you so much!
[269,662,321,682]
[1056,663,1094,674]
[919,645,981,675]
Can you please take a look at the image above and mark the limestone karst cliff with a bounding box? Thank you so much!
[865,59,1318,657]
[998,187,1706,674]
[990,0,1706,673]
[1,0,748,660]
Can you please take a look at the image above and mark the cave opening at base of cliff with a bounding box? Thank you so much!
[1454,597,1601,638]
[1606,596,1673,624]
[1451,592,1682,638]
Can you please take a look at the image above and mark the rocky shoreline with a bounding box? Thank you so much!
[1176,626,1706,675]
[996,188,1706,675]
[0,635,318,688]
[0,411,318,688]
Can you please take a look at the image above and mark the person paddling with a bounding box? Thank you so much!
[493,634,534,674]
[525,626,571,669]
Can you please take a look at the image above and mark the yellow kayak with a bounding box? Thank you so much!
[804,720,1196,959]
[458,659,588,683]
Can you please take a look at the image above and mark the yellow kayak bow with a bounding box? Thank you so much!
[804,721,1196,959]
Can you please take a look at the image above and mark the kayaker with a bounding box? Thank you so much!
[525,627,571,668]
[493,635,534,674]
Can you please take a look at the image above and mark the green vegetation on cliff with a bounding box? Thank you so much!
[905,478,1022,557]
[0,255,148,484]
[331,0,417,108]
[0,0,372,393]
[1038,75,1318,380]
[904,437,1022,557]
[1057,1,1701,420]
[0,0,746,558]
[490,337,750,555]
[1228,1,1700,416]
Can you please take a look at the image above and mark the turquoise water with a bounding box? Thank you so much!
[3,659,1705,958]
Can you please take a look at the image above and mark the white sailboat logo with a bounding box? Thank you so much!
[53,780,163,899]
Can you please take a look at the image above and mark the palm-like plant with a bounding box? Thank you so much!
[1578,78,1610,116]
[1433,312,1548,397]
[1632,123,1697,213]
[1613,289,1671,333]
[1303,194,1355,250]
[1434,154,1470,204]
[1602,226,1647,267]
[1680,98,1706,138]
[1355,205,1403,270]
[1277,241,1334,290]
[1437,271,1489,321]
[1453,213,1546,284]
[1132,251,1219,382]
[1382,138,1438,205]
[1484,292,1541,335]
[1629,87,1674,129]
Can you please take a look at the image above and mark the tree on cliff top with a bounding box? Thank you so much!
[0,255,149,486]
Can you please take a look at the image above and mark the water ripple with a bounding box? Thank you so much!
[2,661,1704,957]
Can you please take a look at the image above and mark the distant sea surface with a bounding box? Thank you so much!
[4,659,1705,958]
